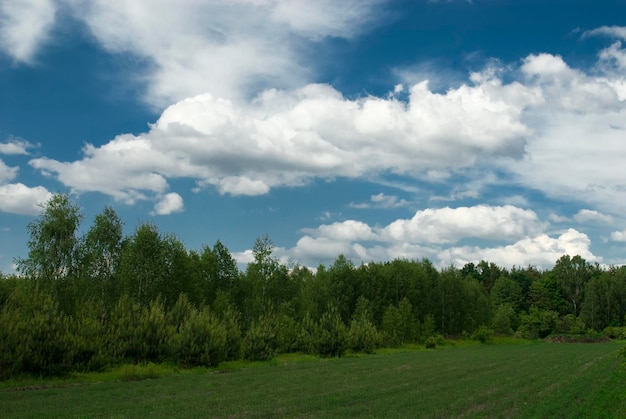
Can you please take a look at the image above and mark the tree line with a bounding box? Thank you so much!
[1,194,626,378]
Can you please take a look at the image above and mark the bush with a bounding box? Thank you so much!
[171,307,227,367]
[242,315,278,361]
[492,304,516,336]
[472,326,494,344]
[316,306,347,357]
[348,318,381,354]
[424,336,437,349]
[295,313,317,354]
[12,288,74,376]
[69,302,107,372]
[517,308,558,339]
[420,314,437,343]
[603,326,626,340]
[556,314,586,335]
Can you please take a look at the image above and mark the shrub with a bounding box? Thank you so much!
[315,306,347,357]
[382,304,402,347]
[295,313,317,354]
[242,315,278,361]
[420,314,437,343]
[492,304,516,336]
[424,336,437,349]
[171,307,227,367]
[14,288,74,376]
[603,326,626,340]
[69,301,107,372]
[517,308,558,339]
[348,317,381,354]
[472,326,494,344]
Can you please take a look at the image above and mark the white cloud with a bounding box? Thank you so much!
[548,213,569,223]
[151,192,184,215]
[501,195,529,207]
[583,26,626,41]
[573,209,613,224]
[506,43,626,215]
[0,138,33,155]
[521,53,621,113]
[0,0,57,64]
[381,205,544,244]
[217,177,270,196]
[0,160,18,183]
[438,229,598,268]
[0,183,52,215]
[30,77,536,199]
[64,0,383,106]
[303,220,376,242]
[610,229,626,242]
[350,193,409,209]
[30,138,170,204]
[285,211,595,269]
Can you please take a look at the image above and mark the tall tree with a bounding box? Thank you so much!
[81,207,124,314]
[116,222,165,307]
[553,255,593,316]
[17,193,83,281]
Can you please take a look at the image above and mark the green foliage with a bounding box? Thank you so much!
[242,315,278,361]
[16,194,83,282]
[7,197,626,378]
[382,304,402,347]
[315,305,347,357]
[424,335,444,349]
[490,276,523,311]
[555,314,586,335]
[517,308,558,339]
[472,325,494,344]
[1,286,74,376]
[107,295,144,363]
[492,303,516,336]
[69,301,107,372]
[603,326,626,340]
[294,313,317,354]
[348,317,381,353]
[421,314,437,342]
[171,307,227,367]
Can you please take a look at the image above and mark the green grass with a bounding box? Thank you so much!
[1,341,625,418]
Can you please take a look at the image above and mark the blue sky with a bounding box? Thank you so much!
[2,0,626,273]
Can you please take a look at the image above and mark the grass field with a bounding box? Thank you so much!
[1,341,625,418]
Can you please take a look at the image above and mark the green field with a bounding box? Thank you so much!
[2,341,625,418]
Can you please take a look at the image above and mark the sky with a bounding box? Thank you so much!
[1,0,626,273]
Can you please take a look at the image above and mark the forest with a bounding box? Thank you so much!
[1,193,626,378]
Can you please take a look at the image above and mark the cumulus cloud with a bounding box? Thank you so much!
[0,160,18,183]
[0,0,57,64]
[610,229,626,242]
[573,209,613,224]
[381,205,544,244]
[0,183,52,215]
[0,138,33,155]
[278,207,595,269]
[30,78,536,199]
[505,41,626,215]
[437,229,598,268]
[151,192,184,215]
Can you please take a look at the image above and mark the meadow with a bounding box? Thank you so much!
[2,340,625,418]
